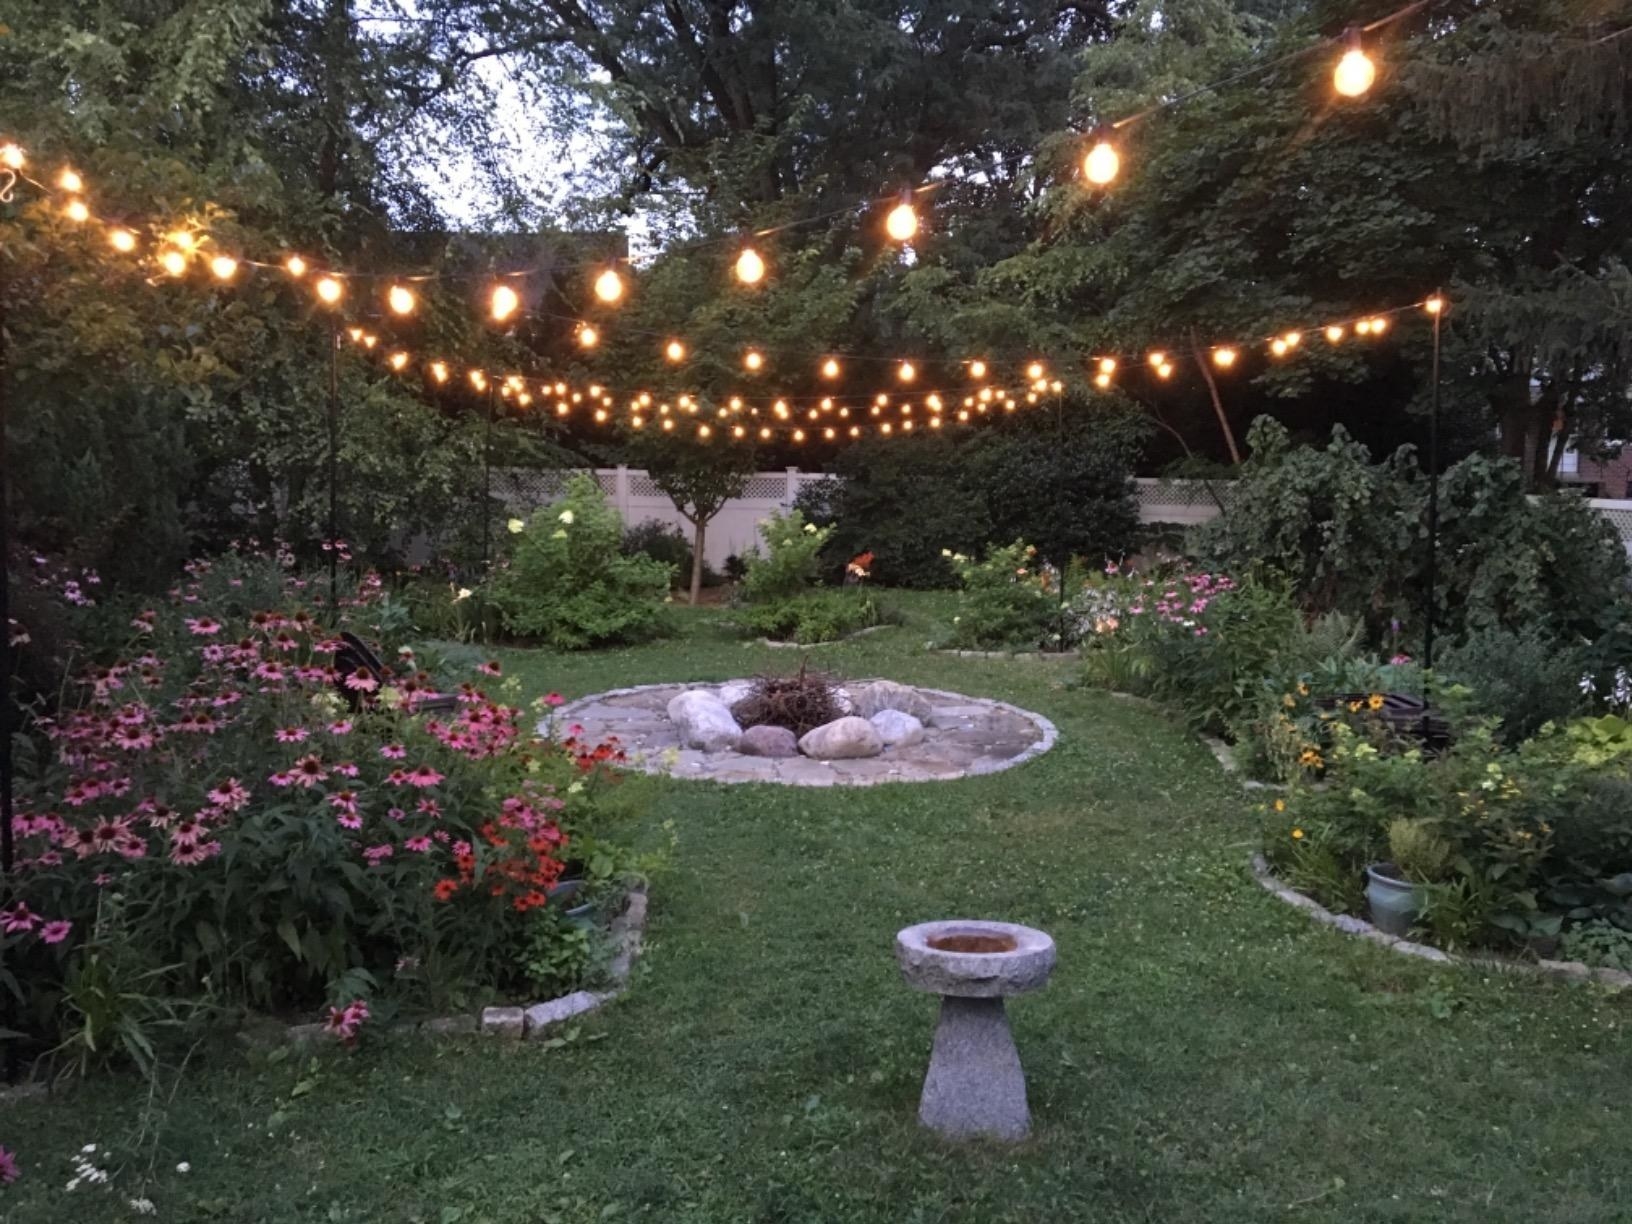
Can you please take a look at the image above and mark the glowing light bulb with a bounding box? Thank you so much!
[1355,319,1373,336]
[1271,338,1289,357]
[1425,296,1445,315]
[64,199,90,223]
[1212,346,1237,368]
[664,339,686,363]
[490,283,520,322]
[759,427,772,440]
[0,144,24,170]
[160,249,187,277]
[389,351,409,371]
[347,327,364,343]
[430,362,449,384]
[1334,41,1376,99]
[59,168,83,193]
[1026,361,1045,381]
[661,418,674,432]
[1098,357,1117,376]
[822,357,841,379]
[1284,331,1302,348]
[735,247,765,285]
[698,423,712,440]
[885,197,918,243]
[1094,372,1112,389]
[898,361,916,383]
[285,254,308,277]
[593,267,625,304]
[578,323,599,348]
[930,416,942,429]
[1083,140,1119,186]
[1370,316,1390,335]
[316,275,343,305]
[968,360,987,380]
[733,425,746,439]
[879,423,892,436]
[168,231,196,252]
[632,415,645,429]
[1325,324,1345,343]
[1156,362,1174,380]
[107,228,137,253]
[210,254,238,281]
[1148,351,1165,368]
[388,284,416,315]
[744,349,764,372]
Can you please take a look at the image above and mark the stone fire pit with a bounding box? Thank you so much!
[896,919,1056,1141]
[548,680,1055,787]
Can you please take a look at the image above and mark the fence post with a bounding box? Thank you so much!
[615,465,630,516]
[785,466,799,504]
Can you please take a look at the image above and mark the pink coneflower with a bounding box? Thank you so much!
[543,692,565,707]
[108,723,156,751]
[39,919,72,944]
[327,720,353,736]
[207,778,250,811]
[343,672,378,693]
[268,771,293,787]
[335,810,363,830]
[362,844,394,864]
[289,755,328,787]
[252,660,285,682]
[0,1144,18,1185]
[1,902,39,933]
[379,743,406,760]
[404,766,444,788]
[333,761,360,778]
[185,617,222,636]
[387,807,406,822]
[476,660,502,677]
[200,644,227,664]
[170,839,217,866]
[404,836,432,853]
[416,798,441,817]
[386,769,410,786]
[274,726,309,744]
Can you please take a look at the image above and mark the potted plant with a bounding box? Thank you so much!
[1366,818,1452,936]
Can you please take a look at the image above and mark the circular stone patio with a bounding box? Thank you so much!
[548,681,1056,787]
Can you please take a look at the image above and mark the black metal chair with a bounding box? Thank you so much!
[1314,691,1452,752]
[333,631,459,714]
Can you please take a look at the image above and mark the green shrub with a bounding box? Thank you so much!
[740,508,830,603]
[622,519,717,589]
[945,541,1064,651]
[739,589,885,644]
[1559,919,1632,971]
[1439,625,1587,744]
[487,474,672,649]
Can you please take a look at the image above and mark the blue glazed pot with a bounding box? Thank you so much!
[1365,862,1424,937]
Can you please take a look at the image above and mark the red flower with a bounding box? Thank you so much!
[432,878,460,902]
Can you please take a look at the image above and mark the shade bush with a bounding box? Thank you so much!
[738,589,884,644]
[945,541,1067,651]
[487,474,673,649]
[739,508,830,604]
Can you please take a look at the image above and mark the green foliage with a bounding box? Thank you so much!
[740,509,831,604]
[738,590,885,645]
[1439,626,1588,744]
[1200,418,1630,642]
[1387,819,1455,883]
[945,541,1063,651]
[622,520,715,590]
[487,475,672,650]
[1559,919,1632,972]
[518,908,604,1000]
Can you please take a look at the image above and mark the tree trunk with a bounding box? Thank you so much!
[689,518,706,606]
[1189,330,1242,465]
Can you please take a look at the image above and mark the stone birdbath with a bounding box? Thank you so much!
[895,919,1056,1141]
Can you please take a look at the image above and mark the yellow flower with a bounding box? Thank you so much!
[1367,692,1384,711]
[1347,700,1362,713]
[507,517,525,534]
[1297,682,1309,696]
[1282,693,1297,708]
[558,509,575,525]
[1273,798,1286,813]
[1298,747,1323,768]
[551,528,568,539]
[1291,828,1305,840]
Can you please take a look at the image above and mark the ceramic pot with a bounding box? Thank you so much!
[1365,862,1423,937]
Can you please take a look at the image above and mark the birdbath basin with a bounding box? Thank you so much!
[895,919,1056,1141]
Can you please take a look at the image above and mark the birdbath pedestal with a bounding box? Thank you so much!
[895,919,1056,1142]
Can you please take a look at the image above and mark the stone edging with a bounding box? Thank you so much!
[758,624,892,649]
[275,889,650,1045]
[1248,853,1632,991]
[554,680,1058,784]
[932,648,1080,660]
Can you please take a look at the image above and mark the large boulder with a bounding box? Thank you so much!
[739,724,800,758]
[666,690,742,752]
[869,709,925,748]
[848,680,933,722]
[798,716,884,760]
[715,679,754,707]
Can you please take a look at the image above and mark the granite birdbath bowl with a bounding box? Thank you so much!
[895,919,1056,1141]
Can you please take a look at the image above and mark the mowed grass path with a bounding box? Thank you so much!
[5,597,1629,1223]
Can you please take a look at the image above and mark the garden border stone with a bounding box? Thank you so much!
[1248,852,1632,991]
[932,648,1080,660]
[552,682,1057,787]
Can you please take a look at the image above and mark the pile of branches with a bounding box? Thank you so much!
[731,661,841,738]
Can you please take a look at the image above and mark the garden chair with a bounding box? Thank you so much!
[333,631,459,714]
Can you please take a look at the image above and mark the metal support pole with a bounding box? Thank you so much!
[482,382,495,572]
[1423,297,1443,711]
[0,273,16,1083]
[327,319,339,611]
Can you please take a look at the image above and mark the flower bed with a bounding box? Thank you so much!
[2,552,645,1076]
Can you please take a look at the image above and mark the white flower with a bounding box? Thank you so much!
[82,1144,98,1154]
[803,523,817,534]
[551,529,568,539]
[507,517,525,534]
[176,1161,191,1174]
[940,549,952,557]
[454,587,472,602]
[130,1197,157,1215]
[558,509,575,525]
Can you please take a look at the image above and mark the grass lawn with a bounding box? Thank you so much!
[5,593,1629,1222]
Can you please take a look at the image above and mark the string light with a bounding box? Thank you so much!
[577,323,599,348]
[1156,361,1174,380]
[898,360,916,383]
[1369,315,1389,335]
[1284,331,1301,348]
[285,254,308,278]
[1026,361,1045,381]
[1355,318,1373,336]
[388,284,416,315]
[59,168,83,193]
[1425,296,1444,315]
[744,349,765,372]
[665,339,686,363]
[968,360,987,380]
[159,249,187,277]
[1147,351,1166,368]
[593,268,625,304]
[64,199,90,223]
[1083,137,1120,187]
[428,361,448,384]
[1094,371,1112,389]
[490,283,520,323]
[107,228,137,253]
[1212,346,1238,368]
[389,351,409,371]
[822,357,841,379]
[1271,338,1289,357]
[316,275,344,305]
[210,254,238,281]
[1098,357,1117,376]
[1333,29,1377,98]
[1325,324,1345,343]
[0,143,24,170]
[885,193,918,243]
[735,247,766,285]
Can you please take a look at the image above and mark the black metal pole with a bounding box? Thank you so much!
[327,319,339,611]
[1423,297,1443,703]
[482,382,494,572]
[0,269,16,1084]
